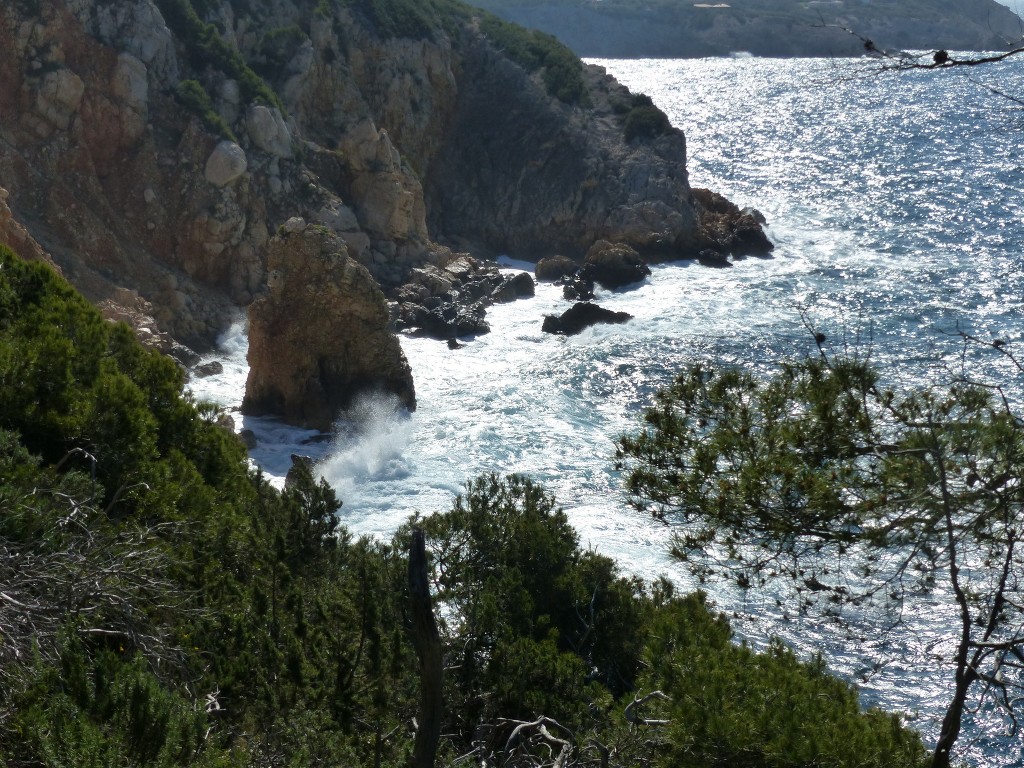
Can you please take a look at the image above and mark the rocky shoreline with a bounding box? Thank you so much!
[0,0,773,432]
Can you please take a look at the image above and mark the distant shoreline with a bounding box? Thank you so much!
[468,0,1024,60]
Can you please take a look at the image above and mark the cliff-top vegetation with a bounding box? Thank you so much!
[0,244,928,764]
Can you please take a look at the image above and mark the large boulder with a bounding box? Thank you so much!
[204,141,248,188]
[535,255,579,282]
[542,301,633,336]
[583,240,651,289]
[242,224,415,431]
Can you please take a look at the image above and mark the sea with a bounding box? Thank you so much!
[190,55,1024,764]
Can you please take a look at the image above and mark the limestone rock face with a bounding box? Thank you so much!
[34,68,86,131]
[242,225,415,431]
[423,40,701,261]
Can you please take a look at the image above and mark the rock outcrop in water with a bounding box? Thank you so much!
[542,302,633,335]
[242,222,415,430]
[393,253,536,340]
[0,0,771,428]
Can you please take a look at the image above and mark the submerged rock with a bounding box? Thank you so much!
[242,227,415,431]
[542,302,633,336]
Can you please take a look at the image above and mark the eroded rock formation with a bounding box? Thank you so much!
[242,222,415,430]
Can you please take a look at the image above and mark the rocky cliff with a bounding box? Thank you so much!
[0,0,768,428]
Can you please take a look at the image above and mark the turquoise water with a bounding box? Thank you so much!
[192,56,1024,764]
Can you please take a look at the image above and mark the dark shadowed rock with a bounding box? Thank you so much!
[562,272,595,301]
[193,360,224,378]
[542,301,633,335]
[509,271,536,297]
[698,250,733,268]
[583,240,651,289]
[239,429,258,450]
[395,254,532,338]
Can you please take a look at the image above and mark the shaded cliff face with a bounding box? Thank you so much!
[424,38,698,260]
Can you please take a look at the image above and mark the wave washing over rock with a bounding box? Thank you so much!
[192,55,1024,766]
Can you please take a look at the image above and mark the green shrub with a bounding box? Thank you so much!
[638,591,928,768]
[174,79,236,141]
[480,14,590,105]
[156,0,284,112]
[356,0,468,40]
[624,103,672,142]
[255,25,308,77]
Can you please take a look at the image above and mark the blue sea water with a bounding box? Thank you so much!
[191,56,1024,764]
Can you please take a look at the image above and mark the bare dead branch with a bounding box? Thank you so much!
[624,691,671,726]
[810,21,1024,71]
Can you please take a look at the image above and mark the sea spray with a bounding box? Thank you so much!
[320,392,414,486]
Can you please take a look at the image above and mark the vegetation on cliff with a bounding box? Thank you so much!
[478,14,588,104]
[157,0,285,111]
[0,244,926,765]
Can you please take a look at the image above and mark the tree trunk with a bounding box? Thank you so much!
[409,528,443,768]
[931,675,971,768]
[930,632,977,768]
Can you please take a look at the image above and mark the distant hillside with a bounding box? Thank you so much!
[999,0,1024,18]
[468,0,1024,57]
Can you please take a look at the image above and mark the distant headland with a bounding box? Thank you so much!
[466,0,1024,58]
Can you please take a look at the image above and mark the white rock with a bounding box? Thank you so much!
[283,217,307,234]
[246,105,294,158]
[219,79,241,125]
[95,0,179,83]
[204,141,248,188]
[113,53,148,112]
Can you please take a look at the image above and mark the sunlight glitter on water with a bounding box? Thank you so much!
[188,56,1024,763]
